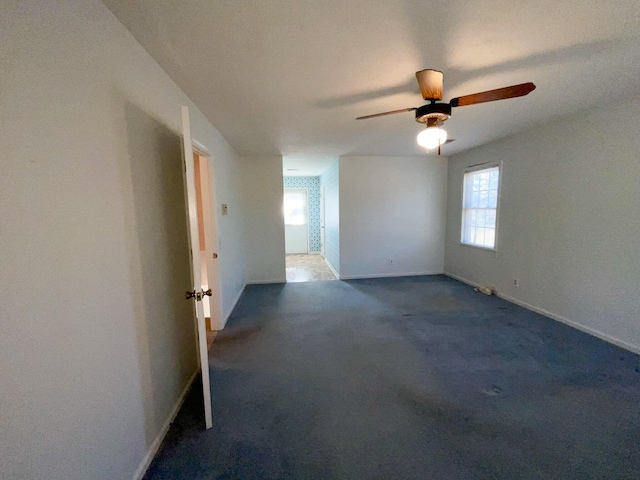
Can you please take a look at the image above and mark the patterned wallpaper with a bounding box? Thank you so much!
[284,176,321,252]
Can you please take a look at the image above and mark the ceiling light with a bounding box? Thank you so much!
[417,124,447,150]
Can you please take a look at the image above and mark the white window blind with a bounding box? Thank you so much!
[461,166,500,249]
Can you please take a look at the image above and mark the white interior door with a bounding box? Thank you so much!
[320,185,326,258]
[181,106,213,430]
[284,188,308,254]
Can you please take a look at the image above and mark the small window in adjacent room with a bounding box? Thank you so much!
[283,189,308,226]
[461,165,500,249]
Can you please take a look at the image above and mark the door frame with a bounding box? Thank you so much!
[192,144,223,331]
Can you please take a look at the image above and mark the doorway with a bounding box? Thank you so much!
[193,150,222,346]
[283,177,336,283]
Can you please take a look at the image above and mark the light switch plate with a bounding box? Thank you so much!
[221,204,228,215]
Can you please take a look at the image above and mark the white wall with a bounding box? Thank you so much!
[209,148,246,324]
[0,1,246,479]
[241,156,286,284]
[339,156,448,279]
[445,100,640,353]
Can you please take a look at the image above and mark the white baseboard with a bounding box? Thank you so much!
[247,278,286,285]
[308,251,322,255]
[444,271,640,355]
[443,271,482,288]
[324,258,340,279]
[340,271,443,280]
[132,369,199,480]
[218,284,246,331]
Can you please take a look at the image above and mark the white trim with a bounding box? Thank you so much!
[444,272,640,355]
[498,293,640,355]
[308,251,322,255]
[191,139,211,157]
[464,161,500,173]
[196,152,223,331]
[461,164,501,252]
[443,271,482,288]
[219,284,246,330]
[324,258,340,279]
[340,271,444,280]
[247,278,286,285]
[494,162,504,252]
[132,369,199,480]
[458,242,498,254]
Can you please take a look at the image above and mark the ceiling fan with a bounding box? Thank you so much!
[356,69,536,153]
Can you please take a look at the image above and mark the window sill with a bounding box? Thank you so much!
[459,242,497,253]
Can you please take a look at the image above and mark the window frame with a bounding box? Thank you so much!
[460,162,502,252]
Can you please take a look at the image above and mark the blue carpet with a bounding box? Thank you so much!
[144,275,640,479]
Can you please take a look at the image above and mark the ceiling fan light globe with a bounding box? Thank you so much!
[417,126,447,149]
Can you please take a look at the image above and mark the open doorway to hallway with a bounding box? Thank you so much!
[282,155,340,282]
[192,149,222,348]
[282,157,339,283]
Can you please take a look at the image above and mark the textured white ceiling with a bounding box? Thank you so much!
[282,156,338,177]
[103,0,640,157]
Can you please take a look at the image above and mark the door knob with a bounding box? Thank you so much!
[185,289,212,300]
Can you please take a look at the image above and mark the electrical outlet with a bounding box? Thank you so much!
[513,279,520,287]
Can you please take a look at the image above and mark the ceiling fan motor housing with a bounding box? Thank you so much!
[415,103,451,124]
[415,69,444,100]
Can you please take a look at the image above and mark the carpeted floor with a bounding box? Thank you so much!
[144,275,640,480]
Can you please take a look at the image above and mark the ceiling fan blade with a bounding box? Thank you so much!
[415,69,443,100]
[450,82,536,107]
[356,107,416,120]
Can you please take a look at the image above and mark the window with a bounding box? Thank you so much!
[461,166,500,249]
[283,189,307,226]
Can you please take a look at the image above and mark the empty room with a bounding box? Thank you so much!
[2,1,639,479]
